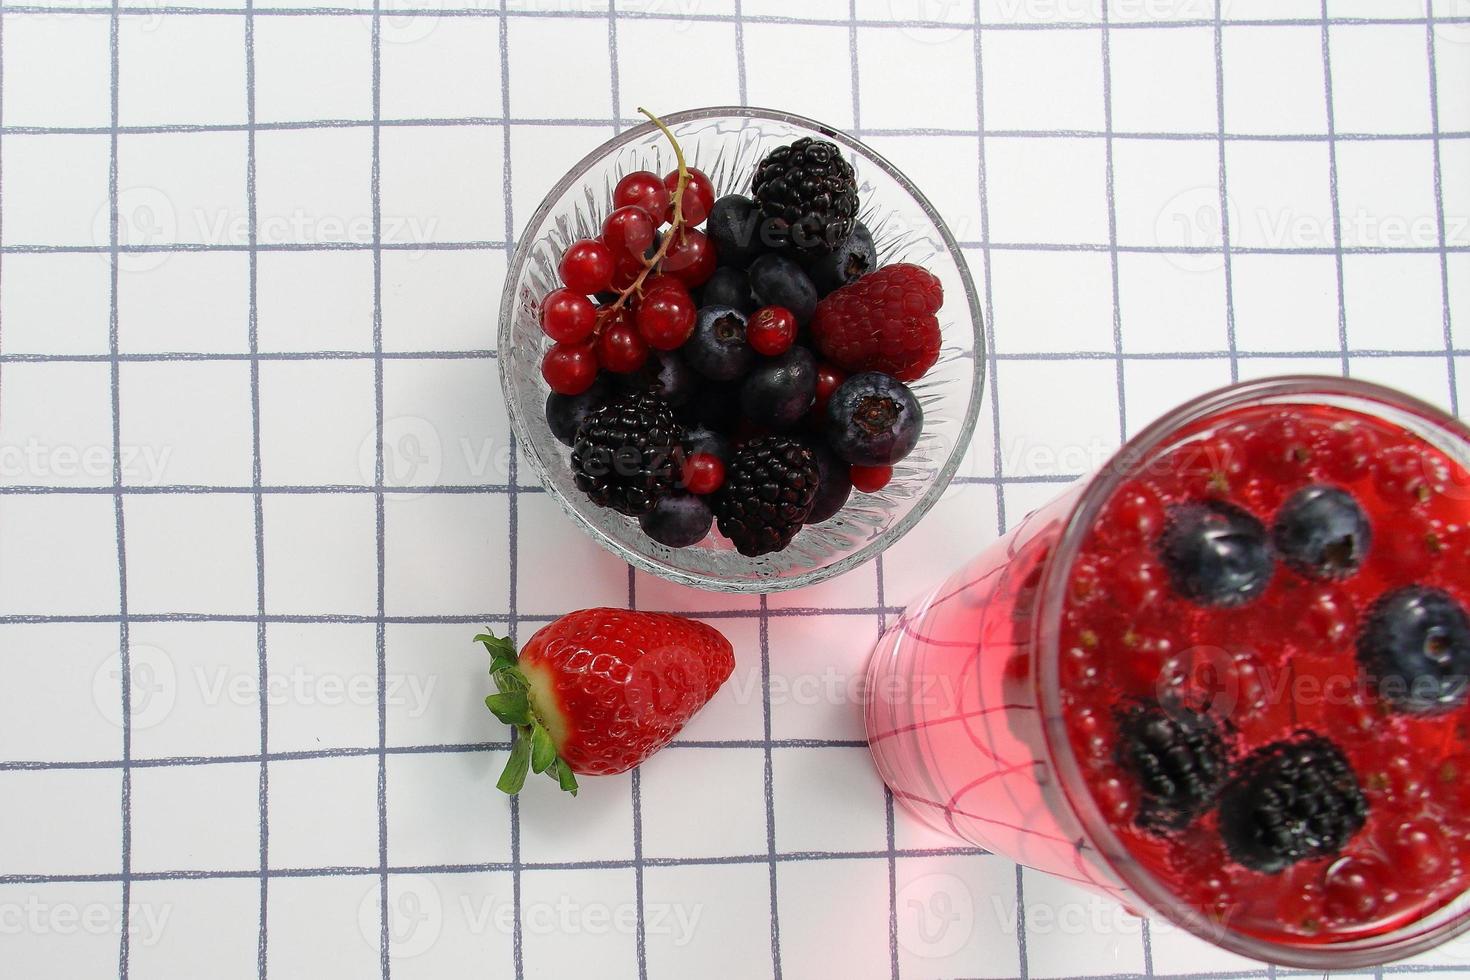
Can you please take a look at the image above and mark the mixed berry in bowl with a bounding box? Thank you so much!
[1060,395,1470,945]
[500,108,983,592]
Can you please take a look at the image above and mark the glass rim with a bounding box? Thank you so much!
[497,105,987,593]
[1033,374,1470,969]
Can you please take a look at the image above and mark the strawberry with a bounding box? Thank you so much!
[476,608,735,795]
[810,262,943,382]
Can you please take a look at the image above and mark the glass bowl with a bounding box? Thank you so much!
[499,106,985,593]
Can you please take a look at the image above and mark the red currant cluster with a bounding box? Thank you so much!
[539,167,717,396]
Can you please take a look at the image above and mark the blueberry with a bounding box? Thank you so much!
[682,305,754,382]
[1158,501,1274,608]
[805,442,852,524]
[800,221,876,296]
[700,266,757,314]
[1358,585,1470,715]
[545,376,611,447]
[617,349,692,406]
[1272,484,1372,580]
[824,372,923,467]
[638,493,714,549]
[749,254,819,326]
[741,346,816,430]
[706,194,776,268]
[684,425,732,465]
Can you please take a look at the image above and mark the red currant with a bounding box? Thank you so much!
[813,362,846,415]
[640,273,689,301]
[1250,414,1316,485]
[609,249,646,292]
[558,238,615,295]
[613,170,671,222]
[1091,771,1134,824]
[664,167,714,225]
[1323,856,1390,924]
[601,205,657,261]
[1382,819,1451,887]
[1113,553,1165,611]
[1315,419,1379,483]
[747,306,798,357]
[850,464,893,493]
[539,288,597,344]
[595,312,648,374]
[660,229,717,288]
[540,342,598,395]
[1286,584,1356,653]
[682,453,725,495]
[1376,445,1450,506]
[635,288,696,350]
[1100,482,1165,546]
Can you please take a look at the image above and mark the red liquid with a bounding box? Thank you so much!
[867,396,1470,956]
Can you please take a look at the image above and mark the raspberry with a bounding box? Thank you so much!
[810,263,943,382]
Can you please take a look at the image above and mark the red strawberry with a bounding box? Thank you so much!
[810,262,943,382]
[476,608,734,794]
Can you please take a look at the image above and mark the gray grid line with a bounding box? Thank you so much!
[369,0,391,974]
[0,738,880,774]
[0,844,989,887]
[1213,0,1241,385]
[974,4,1025,977]
[1427,1,1459,415]
[103,0,134,972]
[2,4,1468,30]
[1099,9,1150,972]
[12,117,1470,141]
[6,241,1470,257]
[1099,3,1128,446]
[496,6,525,978]
[242,0,271,972]
[1320,0,1351,378]
[8,344,1470,368]
[758,591,781,980]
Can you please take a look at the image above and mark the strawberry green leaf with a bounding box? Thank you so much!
[485,691,532,727]
[497,737,532,795]
[475,631,520,676]
[553,759,580,797]
[530,722,556,774]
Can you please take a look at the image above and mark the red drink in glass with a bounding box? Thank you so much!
[866,377,1470,968]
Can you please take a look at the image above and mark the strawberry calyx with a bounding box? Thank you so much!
[475,631,579,798]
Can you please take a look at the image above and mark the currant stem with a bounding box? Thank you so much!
[598,108,689,320]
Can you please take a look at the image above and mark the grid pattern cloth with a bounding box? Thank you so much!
[0,0,1468,978]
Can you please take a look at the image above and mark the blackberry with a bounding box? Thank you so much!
[752,137,860,255]
[570,391,682,517]
[1116,703,1229,832]
[1218,734,1368,873]
[714,437,820,557]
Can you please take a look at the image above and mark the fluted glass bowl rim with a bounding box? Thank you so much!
[498,105,986,593]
